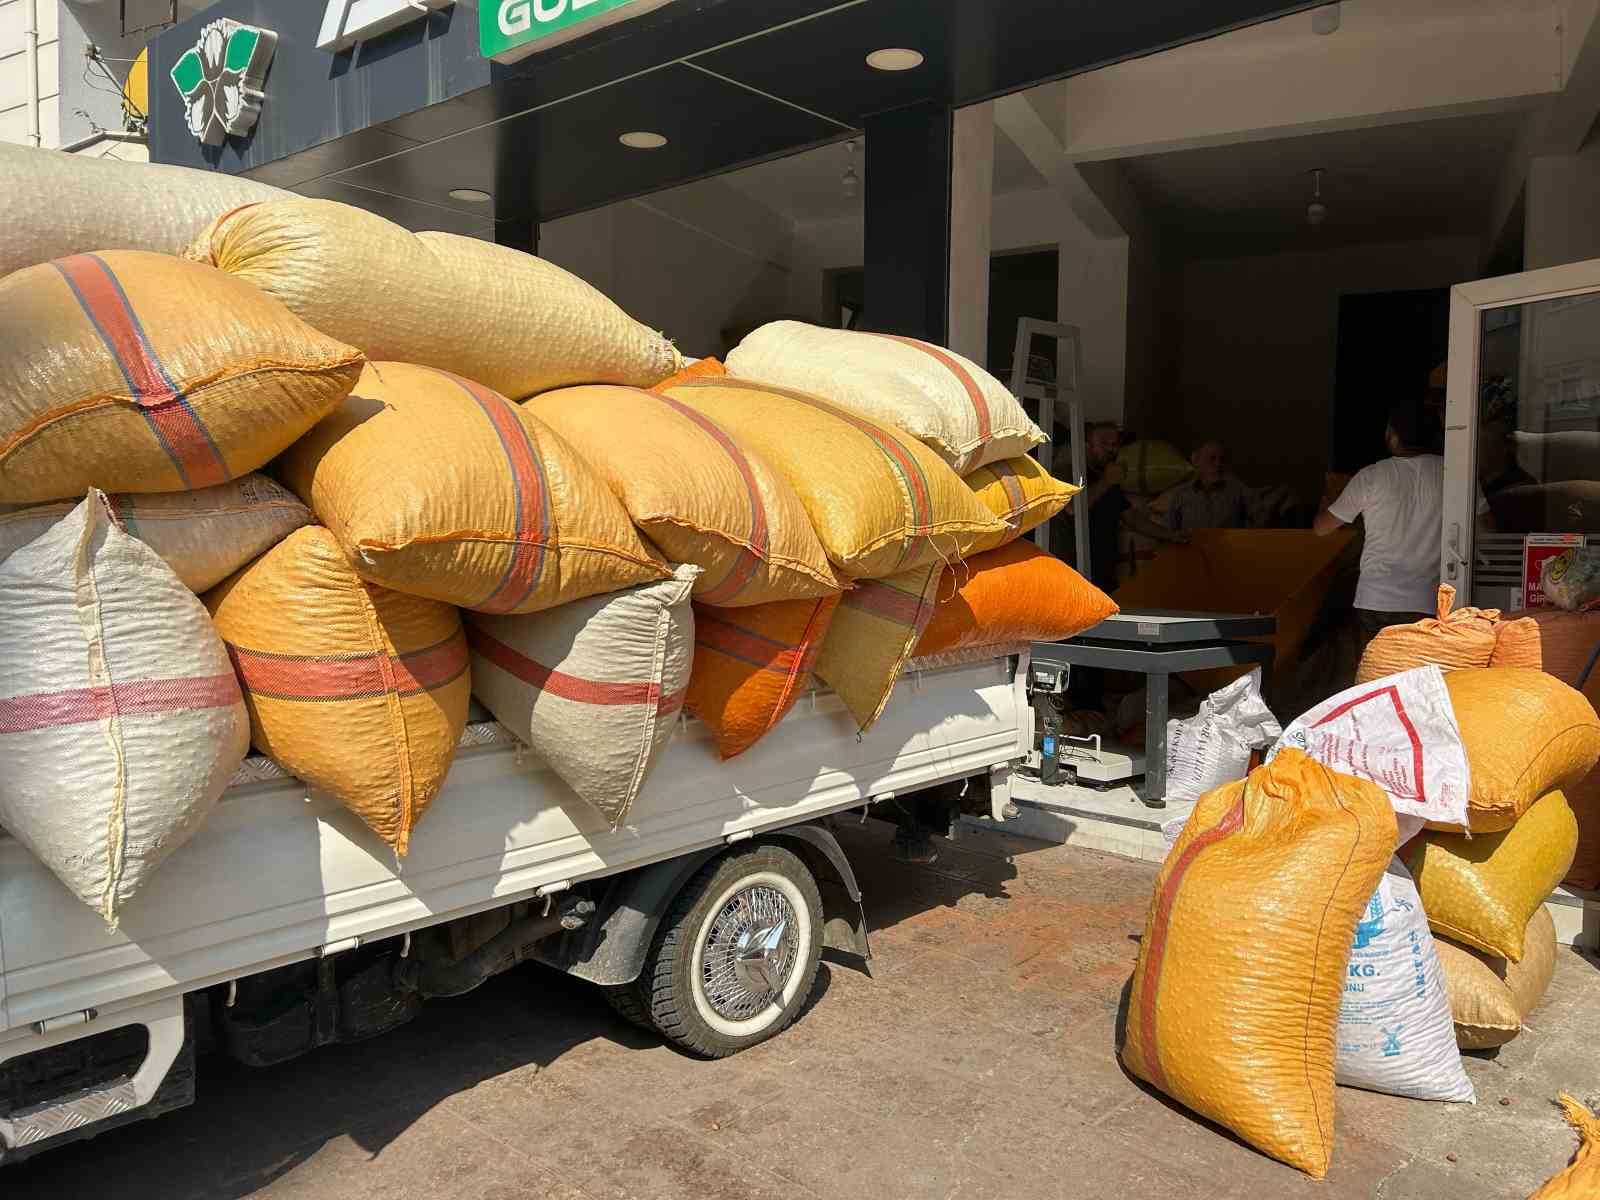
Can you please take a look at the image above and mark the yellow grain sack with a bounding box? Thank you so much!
[281,363,667,614]
[1446,668,1600,832]
[724,321,1044,474]
[1435,907,1557,1049]
[0,251,361,504]
[1529,1096,1600,1200]
[0,474,311,591]
[1121,750,1396,1179]
[1405,791,1578,962]
[658,377,1005,579]
[205,527,469,853]
[962,455,1078,554]
[1117,439,1193,497]
[1357,584,1501,683]
[814,564,945,730]
[526,385,838,606]
[190,199,678,399]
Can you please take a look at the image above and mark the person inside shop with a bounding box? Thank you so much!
[1080,420,1189,595]
[1164,441,1250,532]
[1313,401,1444,638]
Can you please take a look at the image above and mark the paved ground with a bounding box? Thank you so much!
[13,820,1599,1199]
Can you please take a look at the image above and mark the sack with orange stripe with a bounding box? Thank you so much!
[0,250,362,505]
[915,541,1117,657]
[815,564,946,730]
[281,362,668,614]
[468,566,698,828]
[658,376,1005,580]
[961,455,1078,554]
[688,594,841,759]
[0,474,312,591]
[205,526,470,853]
[527,385,839,606]
[0,491,249,925]
[724,321,1043,474]
[1121,750,1396,1179]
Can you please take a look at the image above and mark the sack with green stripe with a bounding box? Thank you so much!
[1120,749,1396,1179]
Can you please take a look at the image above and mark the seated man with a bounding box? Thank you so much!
[1165,441,1250,532]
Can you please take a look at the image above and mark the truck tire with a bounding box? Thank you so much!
[639,845,823,1058]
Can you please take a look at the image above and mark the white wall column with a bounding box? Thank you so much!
[947,103,995,362]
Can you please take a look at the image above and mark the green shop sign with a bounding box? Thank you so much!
[170,19,277,146]
[481,0,673,64]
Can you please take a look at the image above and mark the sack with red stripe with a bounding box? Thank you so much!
[1121,750,1396,1179]
[659,377,1005,580]
[527,385,840,606]
[815,564,945,730]
[0,491,248,925]
[205,526,470,853]
[725,321,1044,474]
[0,474,312,591]
[281,362,668,614]
[469,566,697,828]
[688,594,841,759]
[0,250,363,505]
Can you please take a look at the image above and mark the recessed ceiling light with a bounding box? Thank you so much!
[866,47,923,72]
[448,188,492,203]
[619,131,668,150]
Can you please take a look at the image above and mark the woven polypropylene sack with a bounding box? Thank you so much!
[814,565,945,731]
[1357,585,1502,683]
[0,142,291,278]
[281,363,667,614]
[961,455,1079,555]
[1335,858,1474,1102]
[0,492,248,924]
[659,377,1005,579]
[527,385,838,606]
[914,541,1118,657]
[1445,668,1600,832]
[191,199,678,399]
[0,474,311,591]
[468,566,697,828]
[1528,1096,1600,1199]
[1489,616,1543,669]
[1435,907,1557,1049]
[688,594,840,759]
[1121,750,1396,1179]
[724,322,1043,474]
[205,526,469,853]
[1117,439,1193,497]
[1405,791,1578,962]
[0,250,362,504]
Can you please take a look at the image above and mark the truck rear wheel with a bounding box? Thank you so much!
[638,845,822,1058]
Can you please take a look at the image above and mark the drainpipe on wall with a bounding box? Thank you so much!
[23,0,42,147]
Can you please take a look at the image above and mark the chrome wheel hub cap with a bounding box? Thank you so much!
[701,884,798,1021]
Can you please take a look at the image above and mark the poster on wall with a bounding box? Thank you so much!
[1523,533,1586,609]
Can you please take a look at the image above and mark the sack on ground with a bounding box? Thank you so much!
[961,455,1078,554]
[1446,668,1600,832]
[815,565,945,730]
[1335,858,1474,1102]
[527,385,839,605]
[1357,584,1521,682]
[190,198,678,399]
[281,362,668,613]
[1435,906,1557,1049]
[0,250,362,504]
[0,492,248,924]
[468,567,697,828]
[688,595,840,759]
[1121,750,1396,1179]
[914,540,1117,656]
[0,142,290,278]
[0,474,311,591]
[724,321,1043,474]
[1164,669,1282,806]
[206,526,469,853]
[657,376,1005,579]
[1404,790,1577,962]
[1527,1095,1600,1200]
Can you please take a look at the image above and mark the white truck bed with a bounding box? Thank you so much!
[0,654,1027,1047]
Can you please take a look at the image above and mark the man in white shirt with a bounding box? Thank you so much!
[1314,403,1443,638]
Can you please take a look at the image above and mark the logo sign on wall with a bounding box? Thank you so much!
[482,0,675,64]
[170,19,277,146]
[318,0,455,54]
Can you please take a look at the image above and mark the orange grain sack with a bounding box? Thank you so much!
[281,362,667,614]
[961,455,1078,554]
[206,526,469,853]
[1357,584,1534,682]
[1528,1096,1600,1200]
[527,385,838,606]
[1121,750,1396,1179]
[815,564,945,730]
[915,541,1117,656]
[688,594,840,759]
[0,250,362,504]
